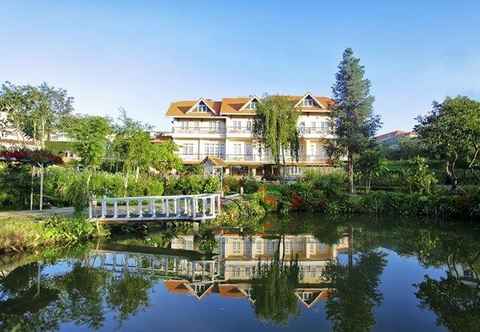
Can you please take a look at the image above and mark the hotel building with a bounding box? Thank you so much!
[165,93,335,177]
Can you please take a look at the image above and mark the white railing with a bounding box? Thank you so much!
[89,193,221,222]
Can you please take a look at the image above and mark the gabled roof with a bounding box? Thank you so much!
[294,288,331,309]
[166,94,334,118]
[166,98,221,117]
[294,93,325,109]
[220,97,254,115]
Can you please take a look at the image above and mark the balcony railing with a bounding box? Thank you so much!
[227,127,253,134]
[298,127,332,135]
[173,127,225,134]
[177,153,329,163]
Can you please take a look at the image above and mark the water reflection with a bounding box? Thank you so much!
[1,217,480,331]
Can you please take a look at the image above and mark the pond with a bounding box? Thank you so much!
[1,214,479,332]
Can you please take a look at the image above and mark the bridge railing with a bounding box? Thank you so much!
[89,193,221,222]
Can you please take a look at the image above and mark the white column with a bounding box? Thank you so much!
[126,199,130,218]
[113,201,118,218]
[174,198,178,218]
[202,198,206,217]
[101,198,107,218]
[138,200,143,218]
[210,197,214,216]
[166,198,170,217]
[151,199,156,217]
[184,198,188,215]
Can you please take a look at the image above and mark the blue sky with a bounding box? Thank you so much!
[1,1,479,133]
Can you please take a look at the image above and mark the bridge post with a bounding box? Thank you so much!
[126,199,130,218]
[173,198,178,217]
[210,197,214,216]
[184,198,188,216]
[101,197,107,218]
[202,198,206,218]
[165,198,170,217]
[151,198,156,217]
[217,194,221,214]
[113,200,118,219]
[138,199,143,218]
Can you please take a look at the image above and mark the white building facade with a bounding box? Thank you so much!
[165,93,335,177]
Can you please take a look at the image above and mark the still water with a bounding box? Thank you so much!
[1,214,479,332]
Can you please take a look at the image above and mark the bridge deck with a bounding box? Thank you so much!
[89,193,221,223]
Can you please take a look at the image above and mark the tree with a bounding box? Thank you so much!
[415,96,480,189]
[0,82,74,148]
[254,95,299,179]
[330,48,381,193]
[356,148,387,193]
[403,156,438,194]
[66,115,111,170]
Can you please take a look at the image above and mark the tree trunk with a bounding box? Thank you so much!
[124,170,129,197]
[446,155,458,190]
[30,166,35,210]
[39,164,44,211]
[348,225,353,271]
[347,151,354,194]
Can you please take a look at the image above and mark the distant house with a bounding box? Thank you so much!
[376,130,416,147]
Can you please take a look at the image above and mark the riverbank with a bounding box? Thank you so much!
[0,214,108,254]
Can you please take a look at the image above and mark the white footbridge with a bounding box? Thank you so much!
[89,193,221,223]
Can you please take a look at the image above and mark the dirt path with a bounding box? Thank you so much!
[0,207,75,220]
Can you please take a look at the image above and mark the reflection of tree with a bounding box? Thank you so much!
[0,262,60,331]
[251,257,300,325]
[250,233,300,326]
[107,272,153,321]
[415,275,480,332]
[57,263,108,329]
[323,250,387,332]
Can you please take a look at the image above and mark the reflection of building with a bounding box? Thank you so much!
[217,233,338,284]
[88,232,349,309]
[450,264,480,287]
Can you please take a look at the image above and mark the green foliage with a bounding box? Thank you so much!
[415,96,480,187]
[356,148,387,192]
[324,250,387,332]
[330,48,381,193]
[251,257,300,325]
[0,81,74,148]
[43,215,105,243]
[0,215,106,253]
[254,95,299,174]
[66,115,112,169]
[402,156,438,194]
[164,175,220,195]
[214,194,266,229]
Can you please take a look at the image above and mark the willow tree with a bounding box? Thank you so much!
[330,48,381,193]
[253,95,299,179]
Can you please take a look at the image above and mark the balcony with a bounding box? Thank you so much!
[227,127,253,134]
[177,153,329,164]
[173,127,226,135]
[298,127,332,136]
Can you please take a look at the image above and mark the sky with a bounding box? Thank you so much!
[1,0,479,134]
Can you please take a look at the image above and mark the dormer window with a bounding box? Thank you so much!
[197,102,209,112]
[245,100,257,110]
[302,96,315,107]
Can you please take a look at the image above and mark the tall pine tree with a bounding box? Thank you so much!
[330,48,381,193]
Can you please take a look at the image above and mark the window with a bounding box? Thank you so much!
[233,144,242,155]
[197,102,208,112]
[233,120,241,130]
[232,240,241,254]
[183,143,194,155]
[245,100,257,110]
[246,120,252,131]
[180,121,189,130]
[302,96,315,107]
